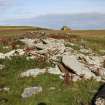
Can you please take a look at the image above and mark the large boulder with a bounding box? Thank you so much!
[62,55,96,79]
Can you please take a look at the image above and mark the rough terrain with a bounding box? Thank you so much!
[0,27,105,105]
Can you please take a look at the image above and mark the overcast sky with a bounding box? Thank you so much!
[0,0,105,21]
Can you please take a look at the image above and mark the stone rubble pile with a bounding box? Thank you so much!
[0,37,105,82]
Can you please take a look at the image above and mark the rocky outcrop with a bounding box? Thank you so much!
[1,37,105,82]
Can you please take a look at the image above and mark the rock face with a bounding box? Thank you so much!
[21,86,42,98]
[62,55,95,79]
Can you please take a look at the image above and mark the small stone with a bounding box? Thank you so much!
[49,87,56,90]
[21,86,42,98]
[3,87,10,92]
[0,64,5,70]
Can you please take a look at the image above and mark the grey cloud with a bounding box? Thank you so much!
[0,0,14,7]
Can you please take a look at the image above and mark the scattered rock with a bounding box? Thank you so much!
[47,65,63,75]
[0,49,25,59]
[20,65,63,78]
[49,87,56,90]
[21,86,42,98]
[1,37,105,82]
[0,53,5,59]
[0,64,5,70]
[20,68,46,78]
[0,87,10,92]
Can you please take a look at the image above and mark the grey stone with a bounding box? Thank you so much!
[62,55,96,79]
[21,86,42,98]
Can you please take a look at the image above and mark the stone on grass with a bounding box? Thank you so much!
[0,87,10,92]
[5,49,25,58]
[0,49,25,59]
[49,87,56,90]
[0,53,5,59]
[21,86,42,98]
[0,64,5,70]
[20,68,46,78]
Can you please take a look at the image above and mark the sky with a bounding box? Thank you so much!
[0,0,105,21]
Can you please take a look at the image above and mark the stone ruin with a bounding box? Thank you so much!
[0,35,105,83]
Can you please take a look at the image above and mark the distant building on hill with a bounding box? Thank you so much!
[61,26,72,32]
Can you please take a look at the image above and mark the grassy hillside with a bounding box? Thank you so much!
[0,26,105,54]
[0,26,50,37]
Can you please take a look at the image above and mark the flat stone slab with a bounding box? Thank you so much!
[62,55,96,79]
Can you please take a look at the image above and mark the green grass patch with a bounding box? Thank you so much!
[0,56,102,105]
